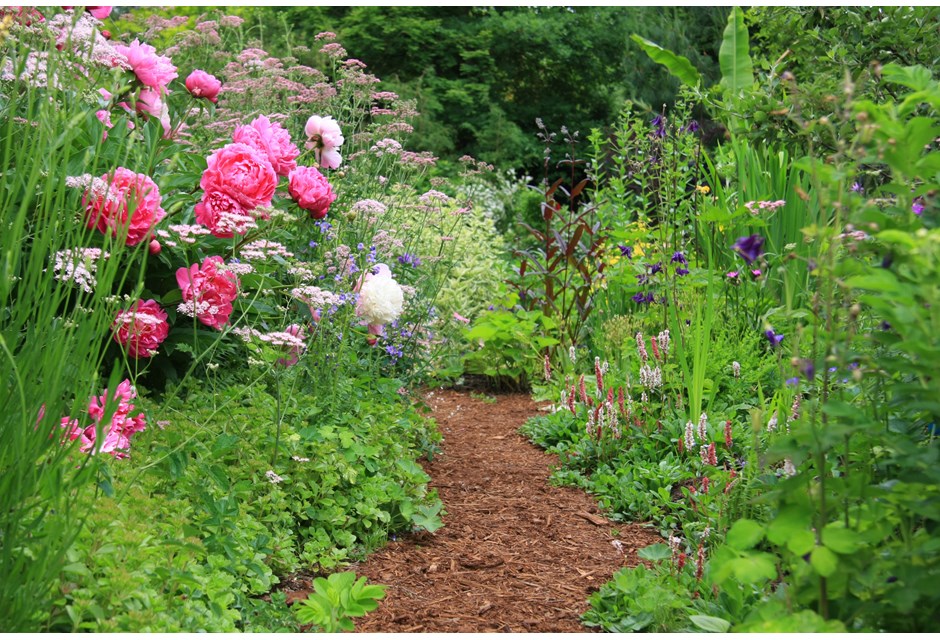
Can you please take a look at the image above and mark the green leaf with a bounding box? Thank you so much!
[881,63,934,92]
[729,553,777,584]
[822,524,861,555]
[718,7,754,95]
[766,506,811,546]
[810,545,839,577]
[846,271,899,292]
[786,530,816,556]
[629,35,702,87]
[637,542,671,561]
[726,518,764,550]
[690,615,732,633]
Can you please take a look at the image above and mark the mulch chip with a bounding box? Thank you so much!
[289,389,661,633]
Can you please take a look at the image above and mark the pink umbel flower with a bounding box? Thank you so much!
[112,299,169,358]
[62,379,147,459]
[201,142,277,211]
[84,167,166,246]
[113,39,177,92]
[194,189,255,238]
[185,69,222,103]
[288,165,336,219]
[271,324,306,366]
[176,256,240,330]
[233,115,299,176]
[303,114,344,169]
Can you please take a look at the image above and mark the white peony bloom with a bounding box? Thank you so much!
[357,272,404,325]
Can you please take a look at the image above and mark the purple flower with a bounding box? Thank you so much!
[800,359,815,380]
[651,114,666,138]
[631,291,646,304]
[726,271,739,279]
[636,273,649,285]
[676,267,690,276]
[649,262,663,275]
[764,328,784,347]
[751,269,762,278]
[682,120,700,133]
[786,377,800,386]
[733,234,765,265]
[619,245,633,259]
[912,197,925,216]
[851,181,863,193]
[671,251,688,265]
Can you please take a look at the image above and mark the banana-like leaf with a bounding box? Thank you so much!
[630,34,702,88]
[718,7,754,95]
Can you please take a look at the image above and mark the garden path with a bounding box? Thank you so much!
[345,388,660,632]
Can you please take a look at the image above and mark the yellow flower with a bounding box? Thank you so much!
[696,185,711,195]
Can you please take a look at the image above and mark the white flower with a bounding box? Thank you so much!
[356,270,404,325]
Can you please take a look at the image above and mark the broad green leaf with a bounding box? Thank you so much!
[786,530,816,556]
[845,271,899,292]
[766,506,811,546]
[881,63,934,92]
[810,546,839,577]
[637,542,672,561]
[718,7,754,95]
[726,518,764,550]
[729,553,777,584]
[630,35,702,87]
[690,615,732,633]
[822,524,862,554]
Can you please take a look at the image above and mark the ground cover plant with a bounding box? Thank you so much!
[2,4,938,634]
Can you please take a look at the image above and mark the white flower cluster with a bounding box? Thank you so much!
[52,247,109,293]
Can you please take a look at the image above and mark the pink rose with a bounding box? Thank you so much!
[84,167,166,246]
[303,114,344,169]
[185,69,222,103]
[112,299,169,358]
[113,39,177,93]
[194,189,253,238]
[288,165,335,219]
[85,6,112,20]
[201,142,277,211]
[176,256,240,330]
[233,115,299,177]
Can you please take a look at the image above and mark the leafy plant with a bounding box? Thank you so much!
[292,572,386,632]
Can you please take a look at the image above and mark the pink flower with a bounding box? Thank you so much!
[62,379,146,459]
[185,69,221,103]
[201,142,277,211]
[86,6,112,20]
[194,189,253,238]
[453,311,470,324]
[232,115,299,177]
[112,299,169,358]
[278,324,306,366]
[288,165,335,219]
[135,87,171,136]
[113,39,177,92]
[84,167,166,246]
[176,256,240,330]
[303,114,344,169]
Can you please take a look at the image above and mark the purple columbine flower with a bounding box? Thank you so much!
[801,359,815,380]
[649,262,663,275]
[676,267,690,276]
[651,114,666,138]
[851,181,863,193]
[619,245,633,259]
[631,291,647,304]
[912,197,925,216]
[683,120,700,133]
[733,234,765,265]
[671,251,688,265]
[764,328,784,346]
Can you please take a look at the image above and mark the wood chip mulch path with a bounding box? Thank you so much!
[336,389,662,633]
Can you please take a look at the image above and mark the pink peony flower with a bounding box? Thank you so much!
[112,299,169,358]
[303,114,344,169]
[113,39,177,92]
[62,378,146,459]
[201,142,277,211]
[233,115,299,177]
[84,167,166,246]
[185,69,221,103]
[176,256,240,330]
[288,165,335,219]
[194,189,254,238]
[135,87,171,136]
[85,6,112,20]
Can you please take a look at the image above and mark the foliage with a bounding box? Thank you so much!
[292,572,385,632]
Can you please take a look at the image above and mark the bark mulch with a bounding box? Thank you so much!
[338,388,662,633]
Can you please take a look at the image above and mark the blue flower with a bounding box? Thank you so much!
[733,234,766,265]
[649,262,663,275]
[671,251,688,265]
[676,267,690,276]
[619,245,633,259]
[651,114,666,138]
[764,328,784,346]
